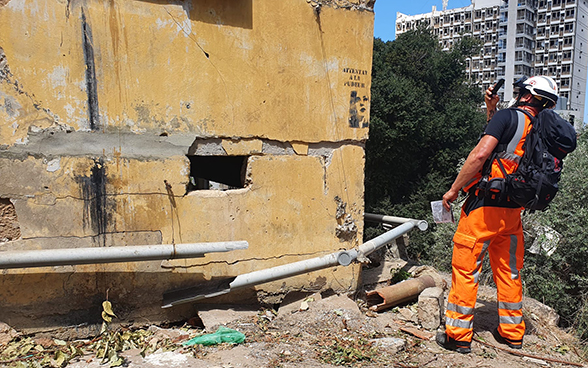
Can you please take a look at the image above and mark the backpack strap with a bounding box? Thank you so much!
[482,108,528,178]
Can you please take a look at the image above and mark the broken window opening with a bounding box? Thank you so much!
[186,155,248,192]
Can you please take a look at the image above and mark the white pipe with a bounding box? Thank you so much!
[162,221,422,307]
[364,213,428,231]
[0,241,249,269]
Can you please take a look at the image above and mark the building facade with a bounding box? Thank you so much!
[396,0,588,128]
[0,0,374,332]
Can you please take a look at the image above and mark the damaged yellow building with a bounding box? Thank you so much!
[0,0,375,331]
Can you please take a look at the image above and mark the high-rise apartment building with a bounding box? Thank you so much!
[396,0,588,127]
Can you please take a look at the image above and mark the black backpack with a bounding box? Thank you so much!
[496,108,577,211]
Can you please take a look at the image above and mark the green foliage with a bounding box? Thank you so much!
[316,336,377,366]
[390,269,412,284]
[365,27,485,262]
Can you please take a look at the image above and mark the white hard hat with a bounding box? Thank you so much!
[522,76,559,108]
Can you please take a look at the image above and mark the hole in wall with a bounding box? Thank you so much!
[186,155,248,192]
[0,198,21,242]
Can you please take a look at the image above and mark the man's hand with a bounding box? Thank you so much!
[442,188,459,211]
[485,87,499,122]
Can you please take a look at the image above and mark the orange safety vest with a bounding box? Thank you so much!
[462,109,533,194]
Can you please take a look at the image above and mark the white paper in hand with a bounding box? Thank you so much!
[431,200,455,223]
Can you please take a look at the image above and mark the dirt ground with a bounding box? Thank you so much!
[2,270,585,368]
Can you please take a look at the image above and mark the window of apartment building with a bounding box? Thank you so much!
[549,39,559,48]
[551,24,559,33]
[501,11,508,22]
[549,52,558,61]
[562,64,571,73]
[497,53,506,62]
[498,39,507,49]
[465,12,471,20]
[553,0,562,7]
[537,27,546,37]
[465,24,472,32]
[565,8,575,18]
[538,13,546,22]
[475,23,481,31]
[563,50,572,60]
[537,40,545,49]
[563,36,573,46]
[561,78,570,87]
[475,10,482,18]
[564,22,574,33]
[536,54,544,63]
[539,0,546,8]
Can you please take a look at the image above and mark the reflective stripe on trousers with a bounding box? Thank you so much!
[445,205,525,344]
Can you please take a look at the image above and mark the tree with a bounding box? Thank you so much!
[365,27,485,261]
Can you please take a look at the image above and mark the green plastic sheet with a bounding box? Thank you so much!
[182,326,246,346]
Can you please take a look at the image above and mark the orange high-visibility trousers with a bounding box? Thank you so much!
[445,203,525,347]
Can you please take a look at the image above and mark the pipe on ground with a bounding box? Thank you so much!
[0,241,249,269]
[366,275,436,312]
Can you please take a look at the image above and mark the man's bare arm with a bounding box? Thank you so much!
[442,135,499,210]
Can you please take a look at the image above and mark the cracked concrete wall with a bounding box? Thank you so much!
[0,0,374,331]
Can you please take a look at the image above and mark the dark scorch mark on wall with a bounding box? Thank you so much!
[81,8,100,131]
[78,158,111,243]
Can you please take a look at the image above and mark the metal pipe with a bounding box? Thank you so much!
[366,275,436,311]
[162,220,425,307]
[0,241,249,269]
[364,213,428,231]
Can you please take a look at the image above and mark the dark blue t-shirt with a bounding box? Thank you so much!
[483,109,515,144]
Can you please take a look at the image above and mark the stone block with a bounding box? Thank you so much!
[418,287,444,330]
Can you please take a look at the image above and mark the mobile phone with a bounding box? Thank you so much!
[491,78,505,96]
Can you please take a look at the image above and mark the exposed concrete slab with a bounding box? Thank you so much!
[222,139,263,155]
[196,306,260,331]
[4,130,193,160]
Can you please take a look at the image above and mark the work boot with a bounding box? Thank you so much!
[492,328,523,349]
[436,332,471,354]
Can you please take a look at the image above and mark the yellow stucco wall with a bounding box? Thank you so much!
[0,0,374,331]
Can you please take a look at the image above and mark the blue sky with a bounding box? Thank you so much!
[374,1,473,41]
[373,1,587,123]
